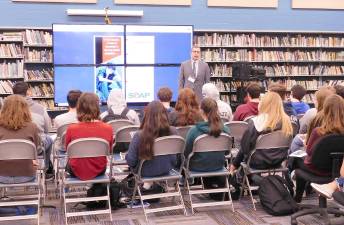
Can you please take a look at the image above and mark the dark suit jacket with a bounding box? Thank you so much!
[178,60,211,101]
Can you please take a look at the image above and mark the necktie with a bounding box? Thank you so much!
[192,61,196,77]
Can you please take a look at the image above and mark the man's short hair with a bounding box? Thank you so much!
[157,87,173,102]
[67,90,82,108]
[245,82,261,99]
[12,81,28,96]
[334,85,344,99]
[291,84,307,101]
[268,82,287,100]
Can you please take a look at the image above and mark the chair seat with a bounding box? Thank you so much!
[64,174,110,185]
[140,169,181,182]
[241,162,286,174]
[295,169,333,184]
[186,167,230,178]
[0,176,39,188]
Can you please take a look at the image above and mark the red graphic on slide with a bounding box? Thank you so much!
[102,37,122,62]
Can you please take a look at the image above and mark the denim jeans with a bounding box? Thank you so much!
[0,176,35,184]
[39,134,53,170]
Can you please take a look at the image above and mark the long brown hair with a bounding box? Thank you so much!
[317,95,344,136]
[0,95,32,130]
[201,98,222,137]
[175,88,202,126]
[139,101,171,160]
[305,87,335,143]
[77,93,100,122]
[259,92,293,137]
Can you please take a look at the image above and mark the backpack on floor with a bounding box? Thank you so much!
[85,181,123,209]
[258,175,298,216]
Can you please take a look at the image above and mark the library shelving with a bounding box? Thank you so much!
[0,27,58,111]
[194,30,344,106]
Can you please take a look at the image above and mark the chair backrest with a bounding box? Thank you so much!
[291,120,299,136]
[224,121,248,143]
[115,125,140,143]
[107,119,134,135]
[66,137,110,159]
[311,134,344,172]
[255,131,292,150]
[249,131,292,169]
[176,125,193,139]
[0,139,36,160]
[56,123,75,148]
[192,133,232,153]
[153,135,185,156]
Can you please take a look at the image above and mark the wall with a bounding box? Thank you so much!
[0,0,344,31]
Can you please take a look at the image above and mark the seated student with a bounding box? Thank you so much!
[169,88,203,126]
[100,89,140,125]
[12,81,53,179]
[233,82,261,121]
[65,93,113,180]
[184,98,230,172]
[311,160,344,199]
[230,92,293,172]
[289,87,335,153]
[290,84,310,115]
[125,101,178,177]
[54,90,82,128]
[299,86,335,134]
[268,82,297,117]
[157,87,174,113]
[0,95,40,184]
[294,95,344,202]
[202,83,233,122]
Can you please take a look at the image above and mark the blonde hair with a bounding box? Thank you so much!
[258,92,293,137]
[0,95,32,130]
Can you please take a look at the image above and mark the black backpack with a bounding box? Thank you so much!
[258,175,298,216]
[103,107,130,123]
[85,181,123,210]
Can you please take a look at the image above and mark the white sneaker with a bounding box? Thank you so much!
[311,183,334,199]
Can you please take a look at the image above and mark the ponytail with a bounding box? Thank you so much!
[201,98,222,137]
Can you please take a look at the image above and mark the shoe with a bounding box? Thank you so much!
[311,183,334,199]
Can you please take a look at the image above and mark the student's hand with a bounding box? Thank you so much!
[229,164,236,175]
[32,160,39,168]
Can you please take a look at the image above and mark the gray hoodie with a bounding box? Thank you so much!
[202,83,233,121]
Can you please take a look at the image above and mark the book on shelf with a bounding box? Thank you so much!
[0,60,23,78]
[0,80,15,94]
[24,69,53,81]
[27,83,54,97]
[0,44,23,58]
[0,32,23,42]
[35,99,55,110]
[195,33,344,48]
[265,65,344,77]
[24,48,52,62]
[24,30,52,46]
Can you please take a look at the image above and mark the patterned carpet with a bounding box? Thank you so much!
[1,184,344,225]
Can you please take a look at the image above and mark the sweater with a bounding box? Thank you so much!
[0,122,40,176]
[184,121,229,172]
[233,101,259,121]
[291,102,310,115]
[304,128,329,176]
[125,127,178,177]
[65,121,113,180]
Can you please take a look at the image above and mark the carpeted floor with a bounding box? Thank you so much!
[1,183,343,225]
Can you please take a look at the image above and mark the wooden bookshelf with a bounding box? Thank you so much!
[194,30,344,105]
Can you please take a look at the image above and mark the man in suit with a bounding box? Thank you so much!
[179,46,211,101]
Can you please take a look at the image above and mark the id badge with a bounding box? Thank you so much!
[188,76,195,83]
